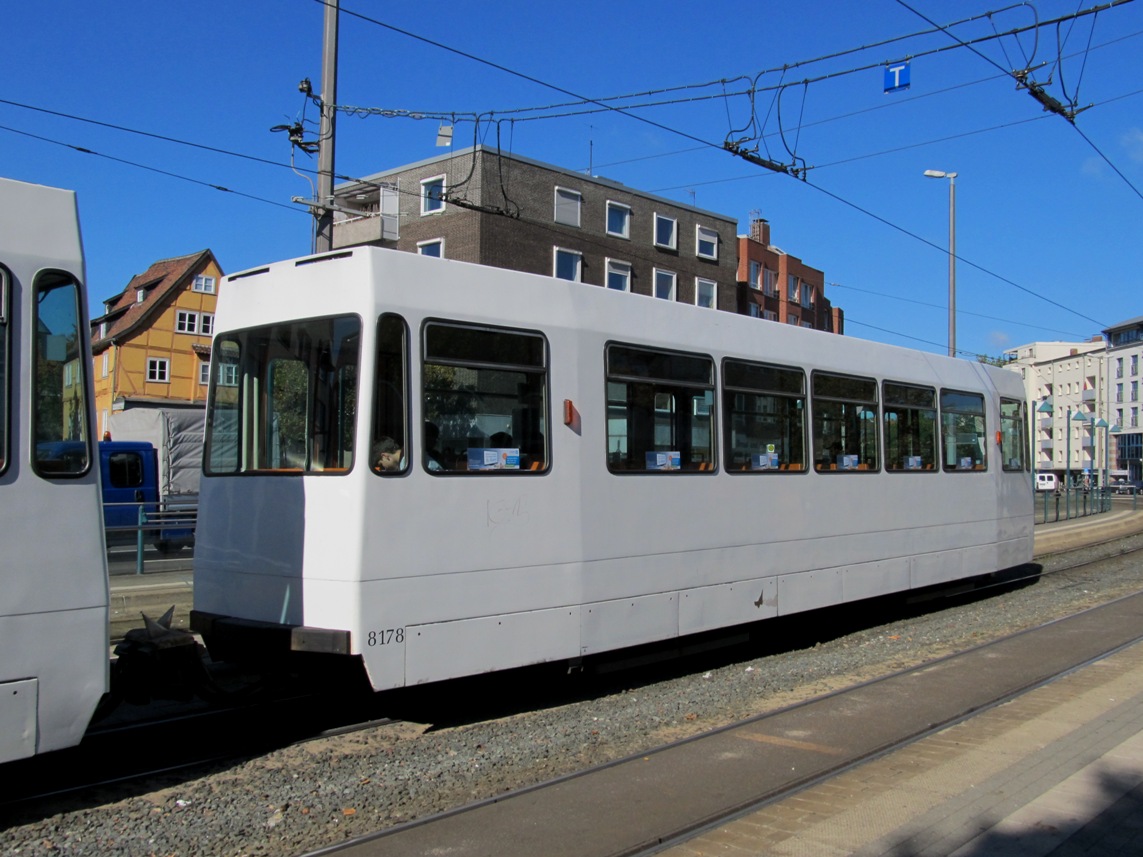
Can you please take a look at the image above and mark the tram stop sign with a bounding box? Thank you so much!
[884,62,910,93]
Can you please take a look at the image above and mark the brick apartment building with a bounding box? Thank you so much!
[331,145,841,332]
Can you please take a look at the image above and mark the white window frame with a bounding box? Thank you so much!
[136,288,146,303]
[192,274,216,294]
[553,247,583,282]
[554,187,582,227]
[605,201,631,238]
[199,361,211,385]
[176,310,198,334]
[696,225,718,260]
[218,363,239,387]
[101,352,109,378]
[200,313,214,336]
[147,358,170,383]
[606,259,631,292]
[421,175,446,215]
[653,213,677,250]
[800,282,812,309]
[787,274,799,301]
[417,238,445,258]
[748,260,761,290]
[653,268,677,301]
[763,268,777,296]
[695,277,717,309]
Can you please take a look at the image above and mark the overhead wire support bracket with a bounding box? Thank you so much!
[723,141,807,180]
[1012,69,1082,123]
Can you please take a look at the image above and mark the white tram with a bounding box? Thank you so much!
[0,178,109,762]
[192,248,1033,691]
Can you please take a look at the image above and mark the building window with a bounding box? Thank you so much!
[99,321,109,339]
[192,275,216,294]
[199,361,211,385]
[1133,381,1138,401]
[763,269,777,296]
[606,344,715,472]
[136,288,146,303]
[812,372,879,472]
[800,282,812,309]
[653,213,677,249]
[1117,358,1124,378]
[723,359,806,472]
[201,313,214,336]
[417,239,444,258]
[554,187,581,227]
[695,278,717,309]
[653,269,676,300]
[176,310,198,334]
[748,260,761,289]
[1133,355,1139,375]
[606,201,630,238]
[101,352,109,379]
[606,259,631,292]
[696,225,718,260]
[1117,383,1124,403]
[147,358,170,383]
[421,175,446,215]
[763,309,778,321]
[554,247,583,282]
[787,274,799,301]
[748,304,761,318]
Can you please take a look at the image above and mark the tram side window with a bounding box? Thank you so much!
[32,272,90,477]
[606,344,715,473]
[422,322,548,473]
[370,314,409,475]
[723,359,805,472]
[204,315,361,474]
[812,372,878,472]
[940,389,987,471]
[1000,397,1027,472]
[0,267,7,474]
[883,382,937,471]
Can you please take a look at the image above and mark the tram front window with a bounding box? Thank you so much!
[205,315,361,474]
[32,272,90,476]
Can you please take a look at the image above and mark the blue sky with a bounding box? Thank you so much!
[5,0,1141,359]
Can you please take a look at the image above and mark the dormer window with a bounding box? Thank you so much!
[136,288,146,303]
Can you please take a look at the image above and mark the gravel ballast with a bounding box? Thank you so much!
[4,531,1143,857]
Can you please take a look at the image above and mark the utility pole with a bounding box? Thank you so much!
[314,0,339,253]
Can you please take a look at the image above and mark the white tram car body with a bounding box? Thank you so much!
[0,178,109,762]
[193,248,1032,691]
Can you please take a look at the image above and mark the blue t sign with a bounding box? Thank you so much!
[884,62,911,93]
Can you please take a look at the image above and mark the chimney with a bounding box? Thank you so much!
[749,217,770,246]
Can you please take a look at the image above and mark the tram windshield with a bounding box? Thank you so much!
[205,315,361,474]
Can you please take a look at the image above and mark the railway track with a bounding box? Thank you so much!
[5,533,1143,855]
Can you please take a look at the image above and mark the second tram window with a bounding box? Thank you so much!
[883,382,937,471]
[723,359,806,472]
[422,322,548,472]
[812,372,879,472]
[606,344,715,472]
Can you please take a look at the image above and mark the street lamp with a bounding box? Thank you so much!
[1094,418,1108,489]
[924,169,957,357]
[1065,410,1088,501]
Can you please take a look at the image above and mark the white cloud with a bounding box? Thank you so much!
[1121,128,1143,163]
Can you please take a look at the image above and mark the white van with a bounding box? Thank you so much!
[1035,473,1059,492]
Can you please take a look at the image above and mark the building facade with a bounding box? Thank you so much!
[736,218,843,333]
[90,250,223,436]
[334,146,788,319]
[1104,316,1143,481]
[1006,338,1116,484]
